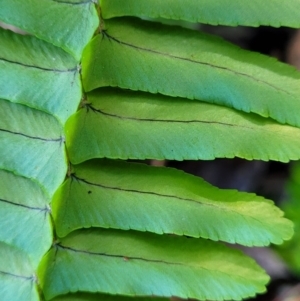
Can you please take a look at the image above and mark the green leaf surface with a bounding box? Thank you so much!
[0,99,67,195]
[0,26,77,69]
[0,170,52,268]
[52,292,169,301]
[66,89,300,163]
[82,18,300,127]
[52,159,293,246]
[101,0,300,28]
[39,229,269,301]
[0,28,81,124]
[0,242,39,301]
[0,0,99,60]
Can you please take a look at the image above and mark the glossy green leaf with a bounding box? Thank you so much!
[0,99,67,195]
[0,242,39,301]
[0,170,52,268]
[52,159,293,246]
[0,0,99,60]
[82,18,300,127]
[39,229,269,301]
[0,27,81,124]
[52,292,169,301]
[66,88,300,163]
[101,0,300,28]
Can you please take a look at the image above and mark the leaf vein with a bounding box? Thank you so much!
[51,0,95,5]
[56,243,258,283]
[87,104,251,128]
[73,174,216,208]
[0,270,34,281]
[102,31,293,97]
[0,197,49,212]
[0,57,78,73]
[72,174,267,228]
[0,128,64,142]
[57,244,184,266]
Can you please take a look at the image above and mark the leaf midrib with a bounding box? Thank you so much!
[72,174,265,225]
[0,270,34,281]
[56,243,258,283]
[57,244,184,266]
[0,57,78,73]
[52,0,94,5]
[0,198,49,212]
[0,128,64,142]
[87,104,251,128]
[101,31,294,98]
